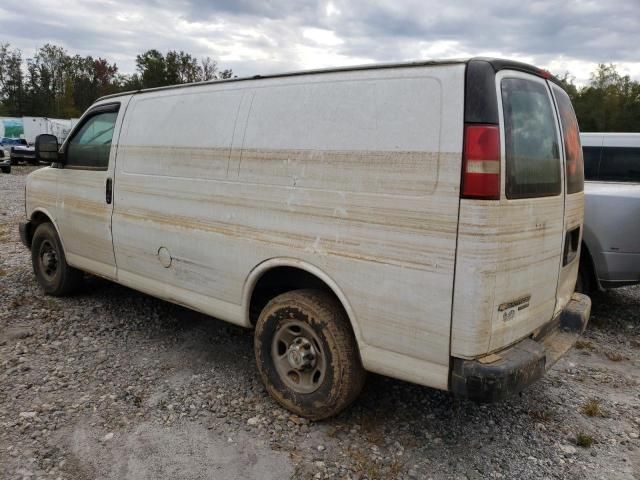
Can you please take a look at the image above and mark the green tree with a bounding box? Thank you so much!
[136,49,167,88]
[60,77,79,118]
[119,73,143,91]
[0,44,25,116]
[564,64,640,132]
[0,42,233,117]
[24,56,52,116]
[69,54,99,114]
[136,49,236,87]
[35,44,71,116]
[94,58,119,97]
[165,50,200,84]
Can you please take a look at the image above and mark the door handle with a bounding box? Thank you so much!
[106,177,113,204]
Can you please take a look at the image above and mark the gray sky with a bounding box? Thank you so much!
[1,0,639,85]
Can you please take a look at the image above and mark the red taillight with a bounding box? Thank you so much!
[461,124,501,200]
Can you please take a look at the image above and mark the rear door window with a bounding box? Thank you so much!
[501,78,561,199]
[551,85,584,193]
[598,147,640,182]
[582,146,601,180]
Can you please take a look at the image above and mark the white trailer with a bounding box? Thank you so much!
[22,117,77,144]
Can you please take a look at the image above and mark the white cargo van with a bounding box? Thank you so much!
[21,58,590,419]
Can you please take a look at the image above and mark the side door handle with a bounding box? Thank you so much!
[106,177,113,204]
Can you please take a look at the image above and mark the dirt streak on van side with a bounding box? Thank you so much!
[119,145,443,196]
[111,142,463,381]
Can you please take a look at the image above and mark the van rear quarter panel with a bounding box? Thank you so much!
[111,65,465,389]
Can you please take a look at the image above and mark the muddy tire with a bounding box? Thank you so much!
[254,289,365,420]
[1,165,9,174]
[31,222,82,296]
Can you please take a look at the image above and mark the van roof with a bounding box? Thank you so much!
[98,57,561,102]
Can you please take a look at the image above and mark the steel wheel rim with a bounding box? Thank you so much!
[271,319,326,394]
[39,239,58,280]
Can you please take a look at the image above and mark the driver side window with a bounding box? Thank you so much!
[66,109,119,170]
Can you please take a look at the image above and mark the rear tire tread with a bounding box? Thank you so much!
[254,289,365,420]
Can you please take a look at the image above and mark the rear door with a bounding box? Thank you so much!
[452,69,567,358]
[486,71,566,352]
[549,84,584,312]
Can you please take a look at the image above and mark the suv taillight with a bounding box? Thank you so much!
[461,124,500,200]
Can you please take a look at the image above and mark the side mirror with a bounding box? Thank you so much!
[35,134,59,163]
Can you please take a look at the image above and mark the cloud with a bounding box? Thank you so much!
[0,0,639,84]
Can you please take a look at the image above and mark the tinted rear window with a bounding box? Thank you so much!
[597,147,640,182]
[583,146,601,180]
[501,78,561,199]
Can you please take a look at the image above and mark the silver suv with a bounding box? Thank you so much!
[579,133,640,292]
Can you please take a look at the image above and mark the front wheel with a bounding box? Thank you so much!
[254,289,365,420]
[31,222,82,295]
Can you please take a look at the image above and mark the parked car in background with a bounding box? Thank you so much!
[10,144,37,165]
[578,132,640,292]
[0,149,10,174]
[0,137,37,165]
[0,137,28,154]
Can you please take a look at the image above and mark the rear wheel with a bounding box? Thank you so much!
[1,165,9,174]
[31,222,82,295]
[254,289,365,420]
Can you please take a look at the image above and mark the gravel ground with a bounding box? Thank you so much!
[1,165,639,480]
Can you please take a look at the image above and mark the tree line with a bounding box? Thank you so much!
[1,43,639,132]
[0,43,234,118]
[558,64,640,132]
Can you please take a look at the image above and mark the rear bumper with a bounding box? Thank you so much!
[450,293,591,402]
[10,150,36,159]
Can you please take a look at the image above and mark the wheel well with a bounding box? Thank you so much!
[580,241,597,285]
[25,211,53,246]
[31,211,52,227]
[249,267,339,326]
